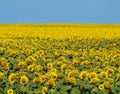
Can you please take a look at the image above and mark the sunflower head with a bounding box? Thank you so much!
[79,71,88,80]
[89,72,98,79]
[104,82,111,89]
[61,64,67,71]
[42,86,48,93]
[47,63,53,69]
[90,77,99,84]
[107,68,114,74]
[100,71,108,79]
[0,72,4,80]
[67,77,76,86]
[7,89,14,94]
[8,73,16,83]
[72,59,79,66]
[48,78,56,88]
[20,75,28,84]
[18,61,26,68]
[33,77,41,83]
[99,84,104,90]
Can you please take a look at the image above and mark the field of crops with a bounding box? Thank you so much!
[0,24,120,94]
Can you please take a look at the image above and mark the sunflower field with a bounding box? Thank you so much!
[0,24,120,94]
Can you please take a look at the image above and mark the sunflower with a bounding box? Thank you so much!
[68,71,75,78]
[103,61,108,66]
[61,64,67,71]
[90,77,99,84]
[47,63,53,69]
[89,72,98,79]
[25,49,31,54]
[33,54,39,59]
[79,71,88,80]
[27,56,34,62]
[53,51,59,57]
[27,63,36,71]
[0,57,6,63]
[20,75,28,84]
[8,73,16,83]
[68,70,78,78]
[59,56,65,61]
[107,68,114,74]
[57,61,63,66]
[33,77,41,83]
[98,84,104,90]
[107,78,114,84]
[67,77,76,86]
[100,71,108,79]
[41,86,48,93]
[34,72,40,77]
[36,65,43,72]
[18,61,26,68]
[7,89,14,94]
[81,60,89,66]
[50,68,57,73]
[104,82,111,89]
[41,75,46,81]
[45,72,51,80]
[72,59,79,66]
[16,72,25,78]
[0,72,4,80]
[2,63,9,71]
[48,78,56,88]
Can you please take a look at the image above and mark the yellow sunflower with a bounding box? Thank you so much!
[18,61,26,68]
[47,63,53,69]
[48,78,56,88]
[8,73,16,83]
[90,77,99,84]
[7,89,14,94]
[100,71,108,79]
[20,75,28,84]
[0,72,4,80]
[104,82,111,89]
[61,64,67,71]
[67,77,76,86]
[89,72,98,79]
[98,84,104,90]
[41,86,48,93]
[79,71,88,80]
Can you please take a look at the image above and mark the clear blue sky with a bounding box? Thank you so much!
[0,0,120,23]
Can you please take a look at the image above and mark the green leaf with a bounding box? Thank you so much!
[60,85,71,92]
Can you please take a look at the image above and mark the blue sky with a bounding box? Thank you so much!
[0,0,120,23]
